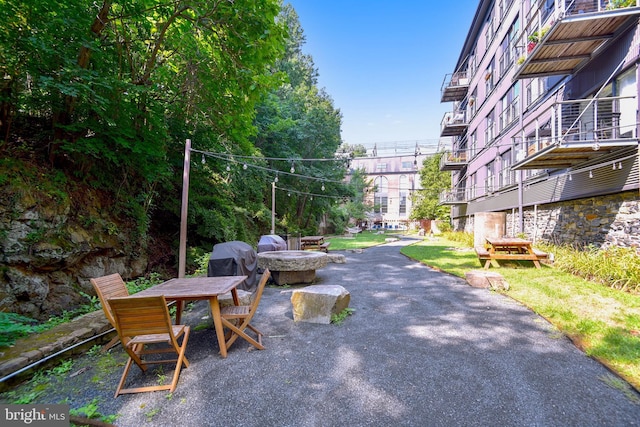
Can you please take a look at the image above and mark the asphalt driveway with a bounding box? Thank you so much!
[21,237,640,426]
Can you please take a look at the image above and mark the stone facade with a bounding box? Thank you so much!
[454,191,640,249]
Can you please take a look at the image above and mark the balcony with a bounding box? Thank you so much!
[439,189,467,205]
[439,150,469,171]
[513,0,640,80]
[441,71,470,102]
[441,109,469,137]
[512,95,637,170]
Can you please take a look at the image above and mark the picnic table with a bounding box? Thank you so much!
[475,237,547,269]
[300,235,331,252]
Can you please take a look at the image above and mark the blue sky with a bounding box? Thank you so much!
[285,1,479,150]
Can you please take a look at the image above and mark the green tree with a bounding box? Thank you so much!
[411,153,451,221]
[253,4,346,234]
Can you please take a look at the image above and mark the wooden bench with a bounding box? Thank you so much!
[475,245,548,269]
[302,241,331,252]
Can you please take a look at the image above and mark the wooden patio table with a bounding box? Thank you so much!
[135,276,246,358]
[300,235,325,251]
[479,237,544,269]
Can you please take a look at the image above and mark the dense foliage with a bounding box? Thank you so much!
[0,1,350,271]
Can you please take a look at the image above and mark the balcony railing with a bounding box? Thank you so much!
[439,150,469,171]
[512,95,637,169]
[513,0,640,79]
[441,109,469,137]
[441,71,470,102]
[438,189,467,205]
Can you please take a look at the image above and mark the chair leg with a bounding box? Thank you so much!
[169,327,190,393]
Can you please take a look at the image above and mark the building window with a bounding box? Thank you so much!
[374,176,388,214]
[485,57,495,93]
[485,161,495,193]
[468,173,477,199]
[399,175,408,215]
[499,150,513,188]
[376,163,387,172]
[470,131,477,159]
[485,109,495,145]
[500,82,520,131]
[401,161,413,169]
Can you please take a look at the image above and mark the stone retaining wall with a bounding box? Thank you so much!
[454,191,640,249]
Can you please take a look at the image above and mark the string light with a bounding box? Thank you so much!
[226,165,231,172]
[290,163,295,173]
[202,155,206,164]
[243,163,248,170]
[568,174,572,181]
[589,170,593,178]
[274,173,279,183]
[321,182,325,191]
[618,162,623,169]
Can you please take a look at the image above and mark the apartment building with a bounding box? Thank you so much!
[439,0,640,248]
[349,150,428,229]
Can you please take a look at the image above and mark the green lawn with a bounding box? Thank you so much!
[326,230,397,250]
[401,236,640,393]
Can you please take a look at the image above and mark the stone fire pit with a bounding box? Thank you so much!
[257,250,328,285]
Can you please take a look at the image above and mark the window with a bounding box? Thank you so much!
[376,163,387,172]
[399,175,408,215]
[374,176,388,214]
[469,88,478,118]
[485,109,495,145]
[500,82,520,130]
[470,131,477,159]
[485,57,495,93]
[401,161,413,169]
[499,151,513,188]
[499,16,520,76]
[485,161,495,193]
[468,173,477,199]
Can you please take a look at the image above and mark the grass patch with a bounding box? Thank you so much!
[326,230,401,251]
[401,235,640,391]
[331,308,355,325]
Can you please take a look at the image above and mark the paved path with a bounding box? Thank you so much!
[10,237,640,426]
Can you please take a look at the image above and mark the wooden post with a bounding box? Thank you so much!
[178,139,191,279]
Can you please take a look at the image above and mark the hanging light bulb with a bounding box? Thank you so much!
[613,163,617,170]
[274,174,279,183]
[226,165,231,172]
[618,162,623,170]
[568,174,572,181]
[290,163,295,173]
[201,155,206,164]
[287,192,291,197]
[589,170,593,178]
[310,196,313,201]
[321,182,325,191]
[243,163,248,170]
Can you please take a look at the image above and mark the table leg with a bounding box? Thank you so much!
[175,301,183,324]
[209,297,228,358]
[231,288,240,306]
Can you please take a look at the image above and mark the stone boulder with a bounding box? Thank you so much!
[291,285,350,324]
[465,270,510,291]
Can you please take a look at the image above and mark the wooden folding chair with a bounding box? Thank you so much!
[220,269,270,352]
[90,273,129,351]
[108,295,190,397]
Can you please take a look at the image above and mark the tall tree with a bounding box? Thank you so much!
[410,153,451,221]
[253,4,346,234]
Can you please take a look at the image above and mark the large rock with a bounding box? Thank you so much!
[465,270,510,291]
[291,285,350,324]
[257,251,328,285]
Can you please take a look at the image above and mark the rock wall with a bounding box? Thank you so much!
[453,191,640,249]
[0,186,149,320]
